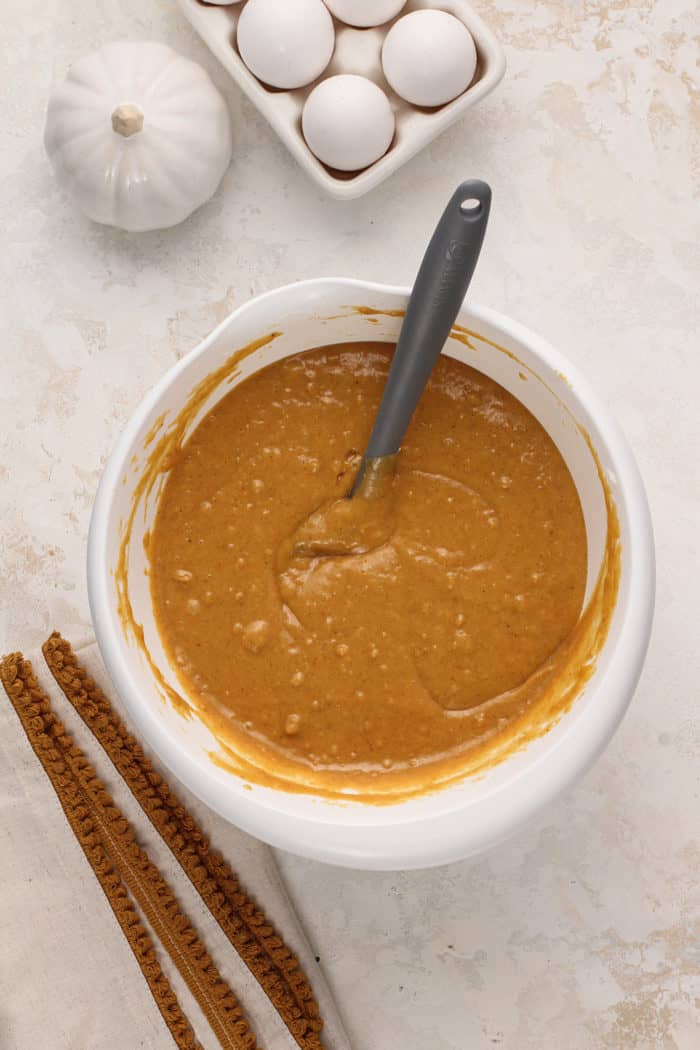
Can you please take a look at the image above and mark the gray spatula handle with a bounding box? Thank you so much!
[357,179,491,475]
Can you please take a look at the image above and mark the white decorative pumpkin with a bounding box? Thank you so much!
[44,41,233,232]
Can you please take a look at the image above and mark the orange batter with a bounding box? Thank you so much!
[150,342,589,792]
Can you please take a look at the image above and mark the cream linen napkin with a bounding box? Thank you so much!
[0,636,352,1050]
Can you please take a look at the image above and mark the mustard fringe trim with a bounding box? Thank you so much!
[1,650,261,1049]
[42,633,324,1050]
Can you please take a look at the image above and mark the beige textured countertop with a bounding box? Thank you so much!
[1,1,698,1047]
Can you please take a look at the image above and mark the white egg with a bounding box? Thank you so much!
[381,10,477,108]
[302,75,395,171]
[323,0,406,27]
[237,0,335,90]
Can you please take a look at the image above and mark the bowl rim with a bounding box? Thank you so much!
[88,277,655,869]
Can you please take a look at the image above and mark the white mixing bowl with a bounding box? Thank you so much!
[88,279,654,869]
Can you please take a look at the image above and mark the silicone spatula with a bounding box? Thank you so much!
[352,178,491,498]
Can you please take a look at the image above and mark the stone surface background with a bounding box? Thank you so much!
[1,1,698,1047]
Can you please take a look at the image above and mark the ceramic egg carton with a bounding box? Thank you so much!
[177,0,505,200]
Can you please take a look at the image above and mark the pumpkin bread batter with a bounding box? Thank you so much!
[150,342,589,795]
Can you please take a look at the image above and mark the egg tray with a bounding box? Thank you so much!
[176,0,506,199]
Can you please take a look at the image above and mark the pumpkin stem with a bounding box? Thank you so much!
[112,104,144,138]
